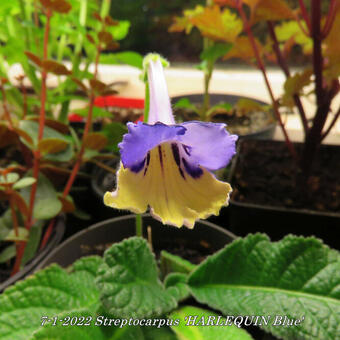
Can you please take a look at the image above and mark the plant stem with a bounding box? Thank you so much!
[39,218,55,250]
[300,0,331,176]
[0,80,14,129]
[11,9,52,275]
[134,64,152,238]
[62,44,101,198]
[144,83,150,122]
[321,106,340,141]
[237,2,298,162]
[267,21,308,134]
[298,0,311,32]
[202,0,214,119]
[322,0,337,38]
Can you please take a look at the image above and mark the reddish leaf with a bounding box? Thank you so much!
[24,51,42,67]
[58,195,75,213]
[12,127,33,145]
[105,41,120,50]
[86,33,96,44]
[98,31,113,44]
[40,0,71,13]
[38,138,69,154]
[0,124,18,147]
[105,16,119,26]
[41,60,71,75]
[84,132,108,150]
[89,79,107,94]
[71,77,88,93]
[30,117,69,134]
[93,12,102,22]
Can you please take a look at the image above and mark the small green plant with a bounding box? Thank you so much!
[0,0,140,277]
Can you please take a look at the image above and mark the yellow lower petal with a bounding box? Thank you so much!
[104,142,232,228]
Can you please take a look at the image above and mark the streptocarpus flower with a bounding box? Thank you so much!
[104,54,238,228]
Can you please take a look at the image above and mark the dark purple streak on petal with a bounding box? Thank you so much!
[182,157,203,178]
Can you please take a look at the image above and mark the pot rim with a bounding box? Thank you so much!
[171,93,277,138]
[36,213,237,271]
[0,215,65,293]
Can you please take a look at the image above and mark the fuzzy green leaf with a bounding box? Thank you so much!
[170,306,253,340]
[30,309,106,340]
[96,237,177,318]
[0,262,100,340]
[189,234,340,340]
[165,273,191,302]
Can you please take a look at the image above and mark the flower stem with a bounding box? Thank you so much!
[135,214,143,238]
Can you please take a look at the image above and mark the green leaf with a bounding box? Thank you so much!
[0,263,100,340]
[165,273,191,302]
[189,234,340,340]
[71,255,103,277]
[0,172,19,184]
[142,327,177,340]
[22,220,44,266]
[200,43,232,63]
[73,106,112,119]
[275,21,312,54]
[96,237,177,318]
[20,173,62,220]
[71,208,91,220]
[0,210,13,241]
[30,309,106,340]
[102,122,127,153]
[173,98,198,114]
[100,51,143,69]
[107,20,130,41]
[0,245,16,263]
[12,177,36,190]
[4,227,29,241]
[170,306,253,340]
[18,121,73,162]
[160,250,196,277]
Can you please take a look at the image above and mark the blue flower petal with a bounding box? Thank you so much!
[119,122,186,169]
[179,121,238,171]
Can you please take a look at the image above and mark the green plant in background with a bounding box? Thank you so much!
[0,0,140,278]
[169,1,269,121]
[169,2,236,120]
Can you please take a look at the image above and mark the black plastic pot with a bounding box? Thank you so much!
[228,140,340,249]
[36,214,236,270]
[0,216,65,293]
[171,93,276,140]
